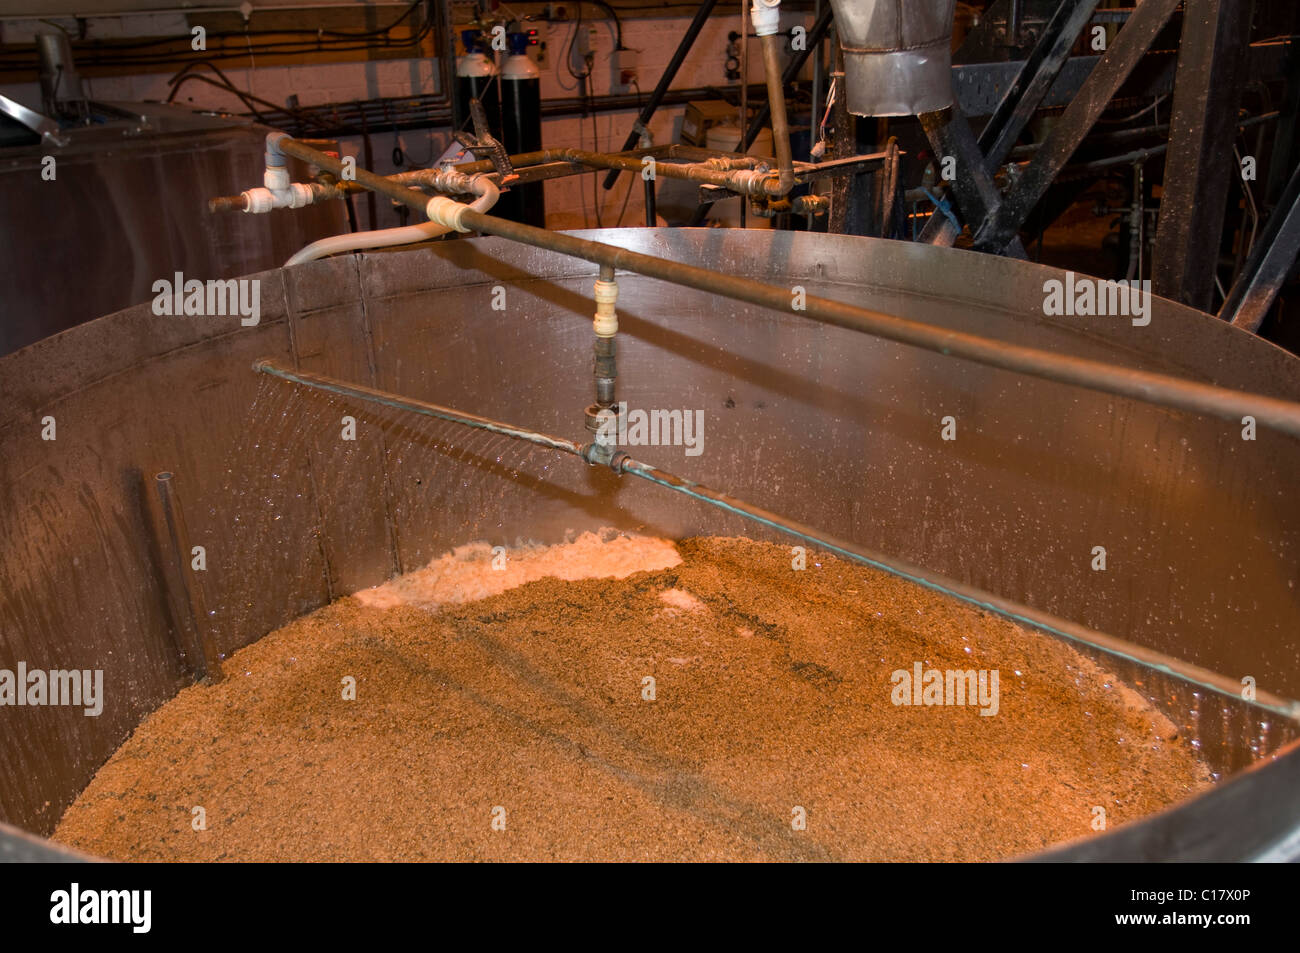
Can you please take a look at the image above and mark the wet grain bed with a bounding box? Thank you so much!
[55,535,1211,861]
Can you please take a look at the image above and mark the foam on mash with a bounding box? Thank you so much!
[352,531,683,610]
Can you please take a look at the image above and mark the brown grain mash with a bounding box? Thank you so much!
[55,535,1211,861]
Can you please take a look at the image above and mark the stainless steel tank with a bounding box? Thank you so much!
[0,105,346,356]
[1,228,1297,861]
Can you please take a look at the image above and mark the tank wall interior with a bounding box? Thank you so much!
[0,115,347,357]
[1,229,1298,856]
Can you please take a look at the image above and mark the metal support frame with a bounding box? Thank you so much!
[1151,0,1258,312]
[1220,162,1300,332]
[826,33,874,235]
[981,0,1103,169]
[871,138,902,239]
[919,105,1028,258]
[1265,22,1300,208]
[971,0,1183,253]
[601,0,721,192]
[644,176,657,227]
[920,0,1099,248]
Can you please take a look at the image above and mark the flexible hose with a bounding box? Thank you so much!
[284,221,455,266]
[467,178,501,214]
[285,177,500,265]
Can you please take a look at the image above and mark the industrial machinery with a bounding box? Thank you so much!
[1,0,1299,867]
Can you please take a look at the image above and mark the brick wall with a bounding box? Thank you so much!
[0,6,814,231]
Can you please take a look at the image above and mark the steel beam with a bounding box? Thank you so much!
[1221,163,1300,332]
[872,138,902,239]
[981,0,1103,168]
[826,34,874,236]
[971,0,1183,254]
[1265,35,1300,207]
[601,0,721,191]
[920,0,1098,248]
[919,106,1028,258]
[1152,0,1257,311]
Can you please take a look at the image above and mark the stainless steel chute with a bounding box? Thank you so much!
[826,0,959,116]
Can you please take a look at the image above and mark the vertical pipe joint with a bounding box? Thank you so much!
[264,131,290,192]
[587,267,620,440]
[758,21,795,196]
[593,272,619,338]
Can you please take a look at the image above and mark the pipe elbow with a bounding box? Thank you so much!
[763,169,796,197]
[466,174,501,213]
[264,131,289,168]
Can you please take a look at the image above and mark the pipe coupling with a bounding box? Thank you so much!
[729,168,773,197]
[264,166,292,192]
[750,0,781,37]
[425,195,473,232]
[593,278,619,337]
[421,168,476,195]
[240,183,315,213]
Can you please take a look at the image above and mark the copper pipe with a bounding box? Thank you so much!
[551,148,776,196]
[270,136,1300,439]
[210,147,778,213]
[759,31,795,196]
[445,150,567,175]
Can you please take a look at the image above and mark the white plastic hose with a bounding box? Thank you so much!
[284,221,455,266]
[467,177,501,214]
[426,176,501,232]
[285,176,501,266]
